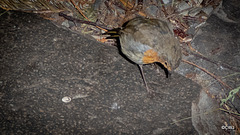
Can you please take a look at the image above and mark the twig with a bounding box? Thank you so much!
[0,9,8,16]
[69,0,89,21]
[222,72,240,79]
[159,0,168,17]
[220,106,240,120]
[119,0,146,17]
[59,12,110,31]
[69,0,108,32]
[183,43,240,72]
[182,59,232,90]
[188,50,240,72]
[170,108,220,125]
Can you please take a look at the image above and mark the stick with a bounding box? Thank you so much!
[182,59,232,90]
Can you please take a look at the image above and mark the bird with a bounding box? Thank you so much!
[108,17,182,93]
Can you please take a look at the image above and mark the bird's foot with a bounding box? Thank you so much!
[146,87,156,97]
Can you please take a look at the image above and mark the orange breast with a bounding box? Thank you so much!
[142,49,160,64]
[142,49,171,71]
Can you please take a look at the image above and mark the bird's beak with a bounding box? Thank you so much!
[166,67,172,78]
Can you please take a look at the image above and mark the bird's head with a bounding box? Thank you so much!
[162,60,172,73]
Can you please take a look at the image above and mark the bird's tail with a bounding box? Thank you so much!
[103,28,121,38]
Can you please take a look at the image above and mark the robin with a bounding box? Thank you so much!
[108,17,182,93]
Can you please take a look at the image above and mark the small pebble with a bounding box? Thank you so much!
[62,96,71,103]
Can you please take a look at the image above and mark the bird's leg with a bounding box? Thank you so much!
[138,65,153,94]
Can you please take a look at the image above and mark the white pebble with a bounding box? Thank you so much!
[62,96,71,103]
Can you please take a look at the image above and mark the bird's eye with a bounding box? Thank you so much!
[164,61,168,66]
